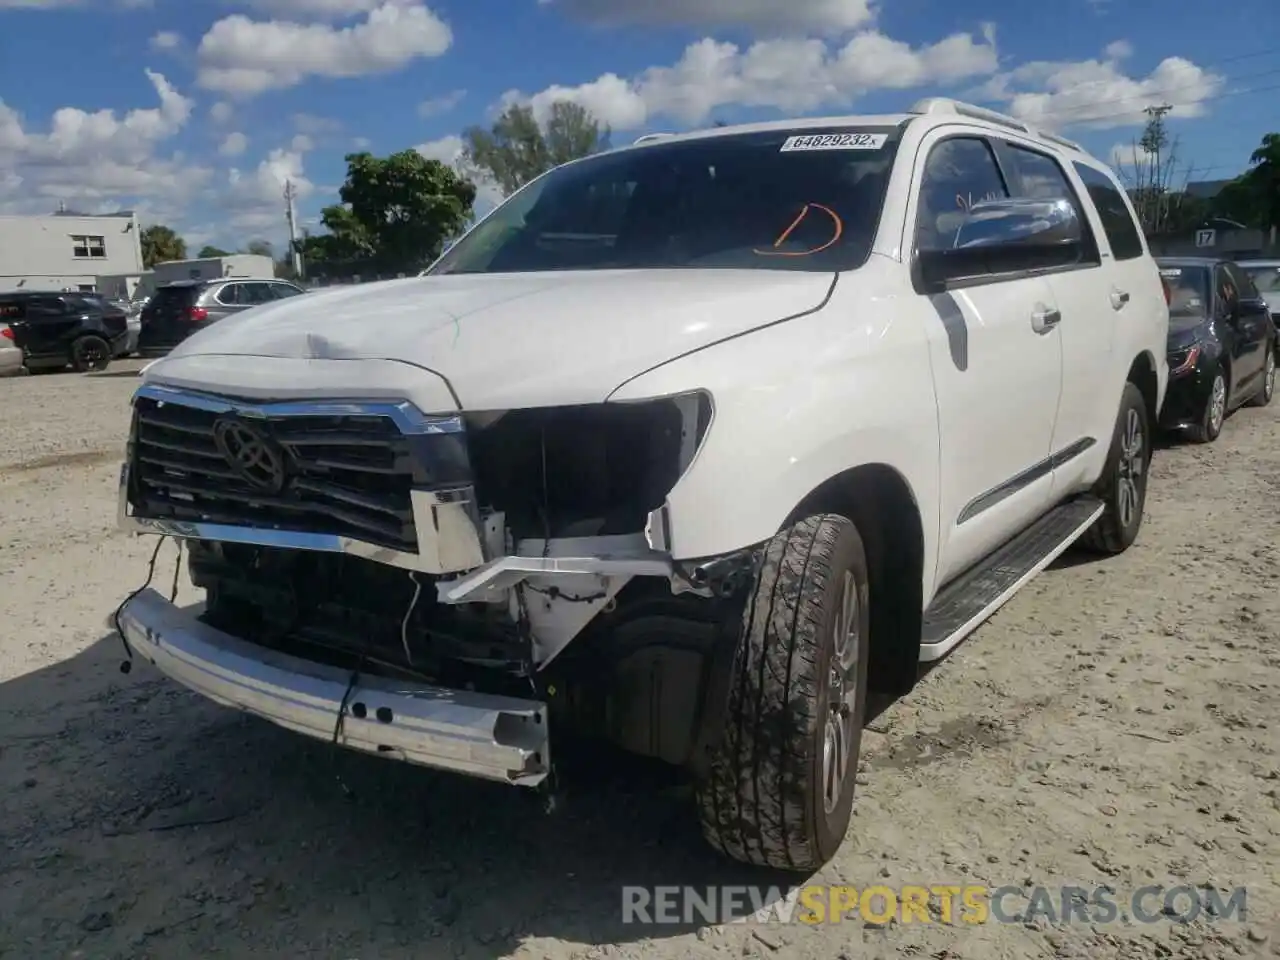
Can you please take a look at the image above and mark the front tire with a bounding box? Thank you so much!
[1189,367,1227,443]
[696,514,871,872]
[1248,343,1275,407]
[1082,381,1151,555]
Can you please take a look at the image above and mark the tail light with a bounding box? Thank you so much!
[184,306,209,322]
[1,327,13,340]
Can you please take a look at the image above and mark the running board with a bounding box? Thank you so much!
[919,497,1104,662]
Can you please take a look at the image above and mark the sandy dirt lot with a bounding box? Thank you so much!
[1,360,1278,960]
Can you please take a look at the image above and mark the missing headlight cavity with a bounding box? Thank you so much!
[466,394,711,542]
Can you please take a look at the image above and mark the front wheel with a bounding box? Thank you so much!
[1082,381,1151,555]
[1248,344,1275,408]
[695,514,871,872]
[1189,367,1227,443]
[71,335,111,373]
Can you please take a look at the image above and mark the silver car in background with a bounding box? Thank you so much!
[0,320,22,376]
[1237,259,1280,331]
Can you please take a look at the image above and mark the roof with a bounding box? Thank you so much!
[618,112,914,151]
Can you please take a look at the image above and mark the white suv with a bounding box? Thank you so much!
[114,97,1168,872]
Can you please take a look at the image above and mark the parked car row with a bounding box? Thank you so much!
[1157,256,1278,443]
[0,276,307,376]
[0,290,130,373]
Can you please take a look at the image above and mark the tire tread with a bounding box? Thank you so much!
[696,514,851,871]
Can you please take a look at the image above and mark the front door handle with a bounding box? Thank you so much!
[1031,306,1061,334]
[1111,289,1130,310]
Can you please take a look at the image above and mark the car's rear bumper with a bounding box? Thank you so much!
[117,587,551,786]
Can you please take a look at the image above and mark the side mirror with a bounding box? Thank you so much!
[916,197,1085,293]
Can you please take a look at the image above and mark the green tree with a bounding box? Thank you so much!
[245,239,274,258]
[461,101,611,197]
[1208,133,1280,233]
[140,224,187,268]
[197,245,231,258]
[301,151,475,278]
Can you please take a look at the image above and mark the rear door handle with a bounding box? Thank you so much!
[1111,290,1130,310]
[1031,306,1061,334]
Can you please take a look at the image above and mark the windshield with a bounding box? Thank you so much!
[1160,265,1211,320]
[427,127,900,276]
[1241,264,1280,295]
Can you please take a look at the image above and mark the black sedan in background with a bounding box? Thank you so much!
[1157,257,1277,443]
[0,290,129,373]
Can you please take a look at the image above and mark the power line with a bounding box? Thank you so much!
[1061,78,1280,128]
[1035,64,1280,125]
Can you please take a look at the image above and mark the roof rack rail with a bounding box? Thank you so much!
[910,97,1087,154]
[633,132,673,145]
[909,97,1031,134]
[1037,130,1085,152]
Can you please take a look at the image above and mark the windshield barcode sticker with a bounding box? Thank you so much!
[780,133,888,152]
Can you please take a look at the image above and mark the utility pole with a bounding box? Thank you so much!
[284,179,303,280]
[1140,104,1173,234]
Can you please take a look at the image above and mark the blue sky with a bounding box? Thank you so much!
[1,0,1277,253]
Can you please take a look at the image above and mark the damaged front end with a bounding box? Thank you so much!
[116,381,757,787]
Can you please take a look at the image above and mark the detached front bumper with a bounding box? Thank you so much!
[117,587,551,786]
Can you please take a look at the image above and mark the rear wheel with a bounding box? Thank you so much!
[1082,381,1151,555]
[1189,367,1227,443]
[1248,343,1275,407]
[695,513,870,872]
[71,335,111,373]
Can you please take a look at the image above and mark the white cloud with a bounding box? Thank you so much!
[511,26,999,131]
[352,136,372,148]
[290,133,314,152]
[219,131,248,156]
[979,44,1226,131]
[209,101,234,124]
[225,148,315,233]
[242,0,384,16]
[418,89,466,118]
[196,2,453,96]
[543,0,876,35]
[150,30,181,51]
[414,134,504,216]
[0,70,208,217]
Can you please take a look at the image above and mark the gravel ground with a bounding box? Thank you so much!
[1,360,1278,960]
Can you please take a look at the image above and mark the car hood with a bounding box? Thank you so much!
[1168,317,1212,349]
[153,270,834,409]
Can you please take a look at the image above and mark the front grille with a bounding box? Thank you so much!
[129,395,424,551]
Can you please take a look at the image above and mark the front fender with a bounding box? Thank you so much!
[609,275,943,603]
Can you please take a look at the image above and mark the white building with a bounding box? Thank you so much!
[0,211,144,295]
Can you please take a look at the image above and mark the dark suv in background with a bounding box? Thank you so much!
[138,277,306,356]
[0,291,130,372]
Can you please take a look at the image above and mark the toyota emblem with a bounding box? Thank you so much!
[212,417,287,493]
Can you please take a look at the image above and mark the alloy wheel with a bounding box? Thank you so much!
[822,570,862,814]
[1116,407,1145,530]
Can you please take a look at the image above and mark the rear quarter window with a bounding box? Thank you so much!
[1071,162,1145,261]
[0,300,25,320]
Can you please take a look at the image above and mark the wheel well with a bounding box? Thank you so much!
[1127,351,1158,427]
[788,464,924,696]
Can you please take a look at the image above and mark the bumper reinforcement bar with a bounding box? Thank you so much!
[117,588,550,786]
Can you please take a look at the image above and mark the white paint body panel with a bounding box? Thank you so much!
[141,109,1170,631]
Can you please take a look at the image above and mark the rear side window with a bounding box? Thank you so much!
[1072,162,1144,261]
[0,299,25,320]
[271,283,303,299]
